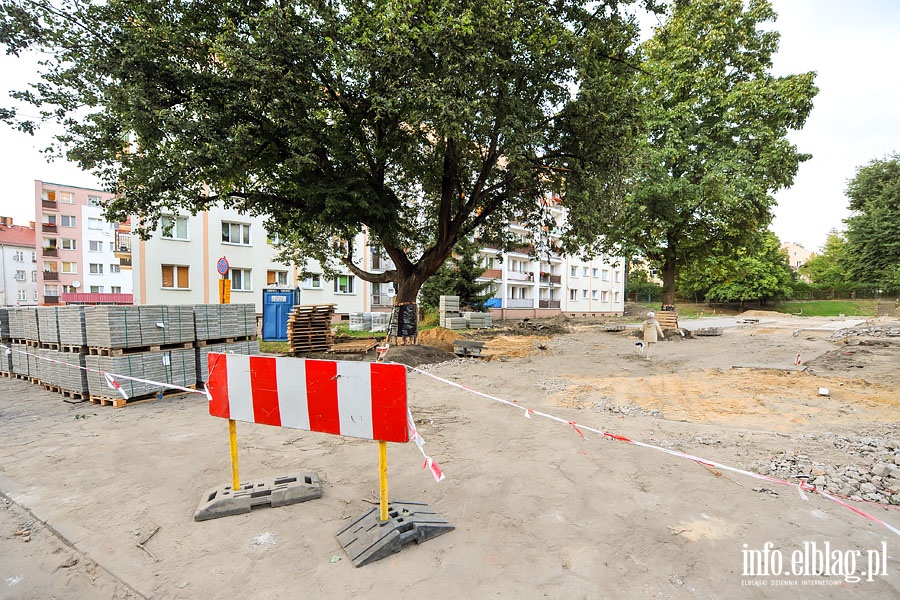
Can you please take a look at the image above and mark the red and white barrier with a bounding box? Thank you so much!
[206,353,409,443]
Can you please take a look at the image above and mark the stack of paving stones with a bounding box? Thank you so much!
[753,435,900,506]
[439,296,463,329]
[462,311,493,329]
[0,307,11,375]
[349,312,373,332]
[7,303,260,406]
[371,311,392,332]
[196,339,261,384]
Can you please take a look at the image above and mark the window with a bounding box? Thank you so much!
[570,266,578,277]
[109,241,115,252]
[14,270,25,281]
[591,290,597,299]
[161,265,190,289]
[89,240,103,252]
[42,190,56,203]
[582,267,589,277]
[267,232,281,245]
[582,289,588,299]
[89,263,103,274]
[303,274,322,289]
[60,215,76,227]
[44,284,59,296]
[222,221,251,245]
[17,290,26,301]
[614,271,621,283]
[90,286,103,293]
[334,274,355,294]
[601,290,609,302]
[88,217,103,230]
[111,286,122,294]
[87,195,103,207]
[43,214,57,225]
[31,271,37,282]
[161,215,188,240]
[592,268,598,278]
[62,285,76,294]
[601,269,609,282]
[614,291,621,303]
[61,239,77,250]
[267,270,288,286]
[60,192,74,204]
[31,252,35,263]
[569,289,577,301]
[33,290,38,301]
[110,264,121,273]
[13,250,23,262]
[230,268,252,291]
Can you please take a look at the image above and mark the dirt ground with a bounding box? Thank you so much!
[1,313,899,599]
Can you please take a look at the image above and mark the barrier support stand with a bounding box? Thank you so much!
[379,441,389,522]
[229,419,240,491]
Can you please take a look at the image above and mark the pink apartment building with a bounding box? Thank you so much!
[34,181,133,306]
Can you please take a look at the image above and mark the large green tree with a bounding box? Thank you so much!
[583,0,817,306]
[799,229,853,290]
[843,154,900,289]
[2,0,646,309]
[677,230,793,305]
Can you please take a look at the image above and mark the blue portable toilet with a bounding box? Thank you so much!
[262,288,299,341]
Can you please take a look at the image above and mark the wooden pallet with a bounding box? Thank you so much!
[42,383,61,393]
[29,377,41,385]
[330,338,380,354]
[195,335,258,347]
[61,389,88,403]
[287,304,337,354]
[88,341,194,356]
[89,385,197,408]
[39,342,61,350]
[0,371,12,378]
[655,311,679,330]
[60,345,88,353]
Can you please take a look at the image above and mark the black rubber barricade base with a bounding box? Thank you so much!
[336,500,454,567]
[194,472,323,521]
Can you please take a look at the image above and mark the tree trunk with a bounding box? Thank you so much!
[661,251,677,307]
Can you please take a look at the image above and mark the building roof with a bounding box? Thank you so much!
[0,224,35,247]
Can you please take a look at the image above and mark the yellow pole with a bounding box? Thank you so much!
[229,419,240,491]
[379,441,389,522]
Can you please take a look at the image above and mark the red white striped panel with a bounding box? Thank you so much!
[206,353,408,443]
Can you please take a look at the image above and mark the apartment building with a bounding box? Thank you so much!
[478,196,626,318]
[0,218,38,306]
[34,181,131,306]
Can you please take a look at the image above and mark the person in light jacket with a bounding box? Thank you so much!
[641,311,665,358]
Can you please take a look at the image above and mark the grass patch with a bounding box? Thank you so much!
[771,300,877,317]
[259,340,291,354]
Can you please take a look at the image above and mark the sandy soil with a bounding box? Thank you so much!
[1,314,899,599]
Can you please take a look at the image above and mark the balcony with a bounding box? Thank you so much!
[510,244,535,255]
[371,294,394,308]
[43,271,59,281]
[539,300,561,309]
[507,271,534,282]
[114,231,132,269]
[42,199,58,210]
[43,295,60,305]
[60,293,134,305]
[42,247,59,257]
[41,223,58,233]
[539,274,562,285]
[506,298,534,309]
[370,255,395,271]
[480,268,502,279]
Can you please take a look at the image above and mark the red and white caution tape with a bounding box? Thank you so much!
[407,408,445,482]
[404,364,900,539]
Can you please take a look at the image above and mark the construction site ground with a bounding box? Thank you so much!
[1,311,899,599]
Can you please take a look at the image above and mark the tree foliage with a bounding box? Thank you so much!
[1,0,647,306]
[843,154,900,289]
[799,229,854,290]
[419,239,494,311]
[590,0,817,306]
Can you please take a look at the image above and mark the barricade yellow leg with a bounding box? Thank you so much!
[379,441,389,522]
[229,419,240,491]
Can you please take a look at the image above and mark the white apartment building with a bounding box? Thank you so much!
[0,218,38,306]
[478,196,626,318]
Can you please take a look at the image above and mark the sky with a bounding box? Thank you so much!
[0,0,898,254]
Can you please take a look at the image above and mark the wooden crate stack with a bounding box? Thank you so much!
[655,311,679,330]
[287,304,335,354]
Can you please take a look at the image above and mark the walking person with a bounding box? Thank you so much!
[641,311,665,358]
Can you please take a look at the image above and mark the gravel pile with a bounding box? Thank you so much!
[832,325,900,338]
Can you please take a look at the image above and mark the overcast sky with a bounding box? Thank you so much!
[1,0,898,254]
